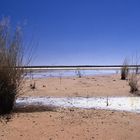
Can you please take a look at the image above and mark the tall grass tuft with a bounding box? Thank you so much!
[76,70,82,78]
[129,73,139,95]
[0,18,26,115]
[121,59,129,80]
[128,55,140,95]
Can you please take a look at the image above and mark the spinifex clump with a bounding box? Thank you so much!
[0,18,25,115]
[129,74,139,94]
[121,59,129,80]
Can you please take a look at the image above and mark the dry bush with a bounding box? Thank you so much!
[131,53,140,74]
[76,70,82,78]
[30,81,36,90]
[0,18,27,115]
[128,55,140,95]
[135,66,139,74]
[121,59,129,80]
[129,73,139,95]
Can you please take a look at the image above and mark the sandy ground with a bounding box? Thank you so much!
[1,74,140,140]
[22,74,131,97]
[0,109,140,140]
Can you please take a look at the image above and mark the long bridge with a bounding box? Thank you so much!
[22,65,140,71]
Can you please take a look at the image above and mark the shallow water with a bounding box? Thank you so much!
[16,96,140,113]
[26,69,118,78]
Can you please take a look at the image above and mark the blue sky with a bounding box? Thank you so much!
[0,0,140,65]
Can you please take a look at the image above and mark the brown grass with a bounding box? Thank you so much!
[129,73,139,95]
[121,59,129,80]
[0,17,27,115]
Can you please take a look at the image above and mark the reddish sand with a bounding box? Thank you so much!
[0,109,140,140]
[22,74,131,97]
[1,74,140,140]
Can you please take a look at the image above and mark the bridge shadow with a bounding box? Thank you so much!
[14,105,57,113]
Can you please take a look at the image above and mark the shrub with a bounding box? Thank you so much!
[30,81,36,90]
[0,18,26,115]
[132,53,140,74]
[76,70,82,78]
[121,59,129,80]
[129,73,139,94]
[135,66,139,74]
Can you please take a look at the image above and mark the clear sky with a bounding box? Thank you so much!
[0,0,140,65]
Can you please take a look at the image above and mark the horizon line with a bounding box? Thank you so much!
[22,64,140,68]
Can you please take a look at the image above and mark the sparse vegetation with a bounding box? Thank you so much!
[121,59,129,80]
[76,70,82,78]
[135,66,139,74]
[129,73,139,95]
[30,81,36,90]
[132,53,140,74]
[0,18,27,115]
[29,72,36,90]
[128,55,140,95]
